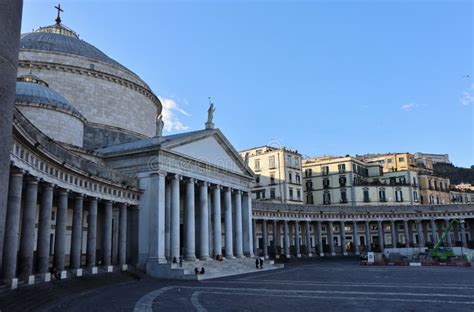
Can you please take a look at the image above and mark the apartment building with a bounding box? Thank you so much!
[302,156,420,206]
[240,146,303,204]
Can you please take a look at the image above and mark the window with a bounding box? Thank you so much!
[413,191,418,202]
[339,176,346,187]
[379,159,385,164]
[289,172,293,183]
[256,149,263,155]
[395,189,403,202]
[256,175,260,184]
[436,196,440,204]
[306,181,313,191]
[321,166,329,175]
[254,159,261,171]
[297,189,301,200]
[269,156,276,169]
[51,211,56,221]
[340,189,347,203]
[387,159,393,164]
[429,194,434,204]
[270,173,275,184]
[305,169,312,177]
[338,163,346,173]
[363,189,370,202]
[295,174,301,184]
[398,157,405,162]
[323,178,330,189]
[379,188,386,202]
[289,188,294,200]
[323,192,331,205]
[413,177,417,186]
[270,188,276,199]
[307,194,314,204]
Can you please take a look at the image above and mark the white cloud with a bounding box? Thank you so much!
[460,84,474,106]
[401,102,417,111]
[159,97,190,132]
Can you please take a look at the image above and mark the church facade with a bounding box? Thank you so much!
[1,13,254,287]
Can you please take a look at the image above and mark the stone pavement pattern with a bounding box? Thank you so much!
[2,258,474,312]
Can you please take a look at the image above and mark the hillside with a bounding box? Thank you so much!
[433,163,474,185]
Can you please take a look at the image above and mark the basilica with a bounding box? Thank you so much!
[1,11,255,287]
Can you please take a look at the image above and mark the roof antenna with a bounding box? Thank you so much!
[55,4,63,24]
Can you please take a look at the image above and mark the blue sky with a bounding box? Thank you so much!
[22,0,473,167]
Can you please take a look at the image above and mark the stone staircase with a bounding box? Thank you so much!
[171,257,283,280]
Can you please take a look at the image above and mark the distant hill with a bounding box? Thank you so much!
[433,163,474,185]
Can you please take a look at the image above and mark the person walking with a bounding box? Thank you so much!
[255,257,260,269]
[259,257,264,269]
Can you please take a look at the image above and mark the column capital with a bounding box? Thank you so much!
[234,189,242,195]
[460,219,465,224]
[185,177,195,184]
[42,181,55,190]
[24,175,39,184]
[211,184,222,190]
[58,188,70,195]
[199,181,208,187]
[170,174,181,180]
[10,166,25,176]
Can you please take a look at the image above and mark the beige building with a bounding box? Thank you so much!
[240,146,303,204]
[360,152,420,173]
[418,175,451,205]
[302,156,420,206]
[415,152,451,165]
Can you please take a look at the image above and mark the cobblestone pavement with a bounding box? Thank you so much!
[4,259,474,312]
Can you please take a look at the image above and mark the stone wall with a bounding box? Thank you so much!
[18,106,84,147]
[18,52,158,139]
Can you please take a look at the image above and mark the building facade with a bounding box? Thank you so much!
[239,146,303,204]
[302,156,420,206]
[0,14,255,288]
[419,174,451,205]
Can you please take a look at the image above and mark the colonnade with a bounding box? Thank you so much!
[254,218,471,258]
[1,167,134,286]
[148,172,254,265]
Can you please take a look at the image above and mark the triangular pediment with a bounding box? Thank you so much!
[163,130,252,177]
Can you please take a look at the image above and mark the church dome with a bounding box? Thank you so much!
[20,24,128,71]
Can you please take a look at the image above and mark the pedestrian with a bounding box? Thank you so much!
[200,267,205,275]
[172,257,177,264]
[259,257,264,269]
[179,255,183,267]
[256,257,260,269]
[195,267,199,274]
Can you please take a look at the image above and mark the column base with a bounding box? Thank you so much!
[307,253,313,257]
[28,275,35,285]
[264,255,269,260]
[275,255,280,259]
[225,255,236,259]
[297,254,302,258]
[42,273,51,282]
[106,265,113,272]
[330,252,336,256]
[199,256,211,261]
[319,253,324,257]
[343,252,348,256]
[285,254,291,258]
[92,267,98,274]
[5,278,18,289]
[236,254,246,259]
[121,264,128,271]
[185,256,196,261]
[74,269,83,277]
[60,270,67,279]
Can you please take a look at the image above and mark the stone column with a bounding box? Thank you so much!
[242,191,254,257]
[377,220,384,253]
[234,190,244,258]
[305,221,312,256]
[184,178,196,260]
[70,194,84,270]
[391,220,397,248]
[340,221,346,255]
[430,218,437,245]
[224,187,234,258]
[328,221,335,256]
[170,175,181,260]
[403,220,410,247]
[295,221,301,257]
[19,177,38,277]
[53,190,68,271]
[316,221,323,256]
[118,203,128,266]
[273,219,279,257]
[283,220,290,258]
[103,201,113,266]
[460,219,467,248]
[2,168,24,279]
[212,186,222,257]
[352,221,360,255]
[416,219,425,248]
[165,179,171,259]
[252,219,257,256]
[199,182,210,260]
[262,220,268,258]
[365,220,371,252]
[0,1,23,274]
[86,198,98,267]
[445,219,452,247]
[36,183,54,274]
